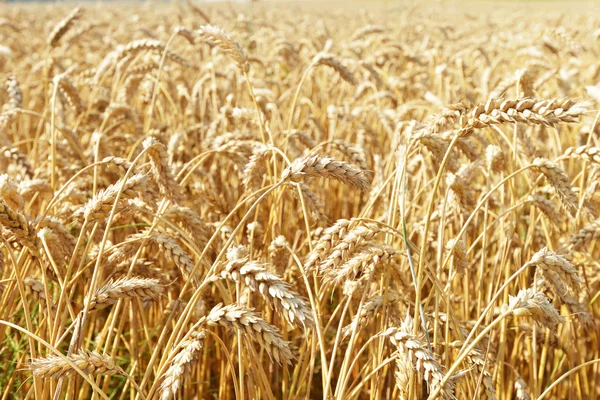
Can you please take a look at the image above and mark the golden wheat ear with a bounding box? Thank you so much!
[30,351,123,379]
[47,7,83,48]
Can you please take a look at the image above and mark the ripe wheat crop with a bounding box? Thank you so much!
[0,1,599,399]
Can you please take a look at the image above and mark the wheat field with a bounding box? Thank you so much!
[0,1,599,399]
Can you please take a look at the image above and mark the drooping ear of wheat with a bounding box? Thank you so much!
[143,137,185,204]
[24,277,55,311]
[504,288,564,329]
[219,248,313,328]
[324,243,400,286]
[116,39,190,68]
[268,235,289,274]
[304,219,357,274]
[195,24,249,71]
[514,374,532,400]
[4,75,22,110]
[445,238,468,275]
[414,131,460,172]
[466,347,497,399]
[242,145,272,193]
[0,199,39,256]
[75,173,151,220]
[568,219,600,251]
[202,303,294,365]
[53,72,85,113]
[30,351,123,379]
[0,174,24,211]
[485,145,506,173]
[561,145,600,165]
[531,158,582,216]
[342,293,401,338]
[160,330,206,400]
[87,277,163,310]
[458,98,589,136]
[312,52,358,85]
[1,146,34,177]
[525,247,581,293]
[185,0,210,23]
[527,194,564,226]
[318,223,393,273]
[283,154,371,191]
[382,314,456,399]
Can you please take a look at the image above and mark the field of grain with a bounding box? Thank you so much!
[0,1,600,399]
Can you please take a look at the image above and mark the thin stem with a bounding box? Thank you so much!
[429,311,512,399]
[537,359,600,400]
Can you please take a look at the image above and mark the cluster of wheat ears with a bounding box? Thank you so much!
[0,1,599,399]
